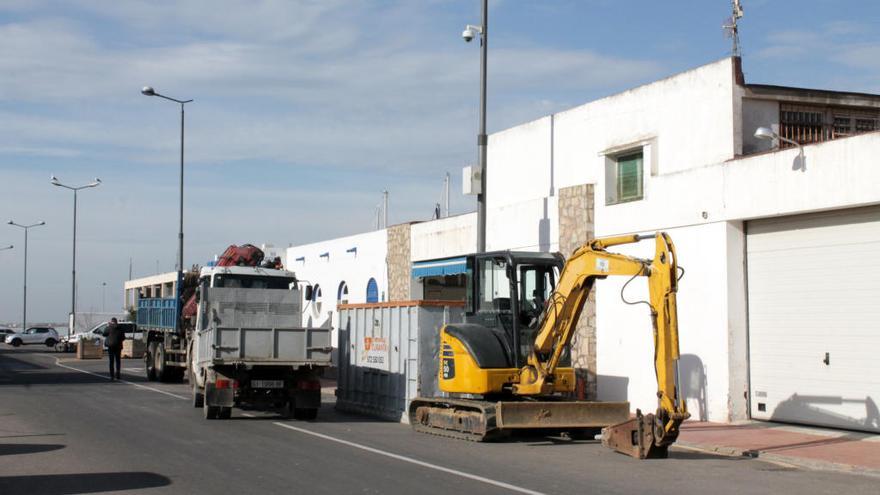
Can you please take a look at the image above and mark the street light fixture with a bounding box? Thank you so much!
[754,126,806,170]
[463,0,488,253]
[7,220,46,333]
[0,245,12,251]
[51,175,102,337]
[142,85,193,332]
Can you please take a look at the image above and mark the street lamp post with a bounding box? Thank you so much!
[7,221,46,333]
[142,86,193,333]
[51,176,102,338]
[102,282,107,312]
[463,0,488,253]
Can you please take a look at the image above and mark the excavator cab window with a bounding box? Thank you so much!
[477,257,513,316]
[515,263,559,364]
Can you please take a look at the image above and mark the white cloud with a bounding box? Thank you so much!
[0,1,662,321]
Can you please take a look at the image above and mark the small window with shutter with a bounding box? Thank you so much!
[606,151,644,205]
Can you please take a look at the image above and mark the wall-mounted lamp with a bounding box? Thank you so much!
[755,126,806,171]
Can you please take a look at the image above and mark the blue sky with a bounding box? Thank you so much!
[1,0,879,323]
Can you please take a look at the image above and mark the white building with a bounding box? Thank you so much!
[285,57,880,432]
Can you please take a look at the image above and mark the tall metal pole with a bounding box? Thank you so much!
[383,190,389,228]
[476,0,488,253]
[9,221,44,331]
[177,101,185,330]
[51,177,100,337]
[22,228,28,332]
[444,172,450,218]
[140,86,191,334]
[71,189,77,337]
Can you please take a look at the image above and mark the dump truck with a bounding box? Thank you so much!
[136,244,332,419]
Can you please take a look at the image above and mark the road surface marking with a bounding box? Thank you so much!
[43,353,542,494]
[50,357,189,400]
[273,422,546,495]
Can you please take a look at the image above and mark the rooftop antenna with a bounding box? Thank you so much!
[722,0,744,57]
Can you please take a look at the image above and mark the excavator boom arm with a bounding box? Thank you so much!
[514,231,689,458]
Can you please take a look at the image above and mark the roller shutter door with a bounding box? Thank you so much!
[747,206,880,432]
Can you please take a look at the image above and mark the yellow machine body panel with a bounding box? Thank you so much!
[438,326,575,395]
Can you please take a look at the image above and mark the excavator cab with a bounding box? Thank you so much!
[438,252,577,397]
[462,251,566,370]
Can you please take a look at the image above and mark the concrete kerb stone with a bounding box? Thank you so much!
[674,440,880,479]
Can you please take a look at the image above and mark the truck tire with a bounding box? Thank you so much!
[204,404,220,420]
[294,408,318,421]
[146,342,157,381]
[192,381,204,408]
[155,343,168,382]
[218,407,232,420]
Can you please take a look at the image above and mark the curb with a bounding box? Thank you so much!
[675,441,880,479]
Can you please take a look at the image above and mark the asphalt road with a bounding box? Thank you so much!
[1,346,877,495]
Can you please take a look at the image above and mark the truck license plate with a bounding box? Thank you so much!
[251,380,284,389]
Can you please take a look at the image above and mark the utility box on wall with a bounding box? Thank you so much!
[462,165,482,195]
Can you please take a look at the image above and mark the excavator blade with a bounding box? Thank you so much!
[601,411,670,459]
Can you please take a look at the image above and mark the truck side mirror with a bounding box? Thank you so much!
[304,285,313,301]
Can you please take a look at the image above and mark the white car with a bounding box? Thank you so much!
[0,327,17,342]
[5,327,59,347]
[64,321,138,349]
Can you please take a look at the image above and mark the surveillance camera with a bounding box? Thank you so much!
[462,28,475,43]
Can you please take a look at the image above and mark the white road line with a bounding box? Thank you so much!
[51,357,189,401]
[273,422,546,495]
[42,353,540,494]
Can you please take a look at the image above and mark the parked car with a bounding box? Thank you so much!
[0,327,17,342]
[62,321,138,350]
[5,327,59,347]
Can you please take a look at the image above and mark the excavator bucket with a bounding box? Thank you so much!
[601,410,669,459]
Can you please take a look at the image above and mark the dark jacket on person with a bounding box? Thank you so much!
[105,324,126,349]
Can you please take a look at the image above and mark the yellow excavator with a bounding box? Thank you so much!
[409,232,690,459]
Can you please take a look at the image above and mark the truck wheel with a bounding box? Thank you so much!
[145,342,157,381]
[192,381,204,408]
[218,407,232,420]
[204,404,219,420]
[294,408,318,421]
[155,343,168,382]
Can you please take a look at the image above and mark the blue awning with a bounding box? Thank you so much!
[411,257,467,278]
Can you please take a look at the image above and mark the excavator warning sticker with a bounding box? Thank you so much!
[596,258,610,273]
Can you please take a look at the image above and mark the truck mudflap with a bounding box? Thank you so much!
[205,379,236,408]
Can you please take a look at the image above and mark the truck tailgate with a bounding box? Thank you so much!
[211,326,331,363]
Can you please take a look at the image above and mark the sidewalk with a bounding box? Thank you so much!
[678,420,880,477]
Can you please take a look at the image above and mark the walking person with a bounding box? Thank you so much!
[105,318,126,381]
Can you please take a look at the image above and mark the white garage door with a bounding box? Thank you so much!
[747,206,880,432]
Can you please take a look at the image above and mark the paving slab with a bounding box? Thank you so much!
[678,420,880,477]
